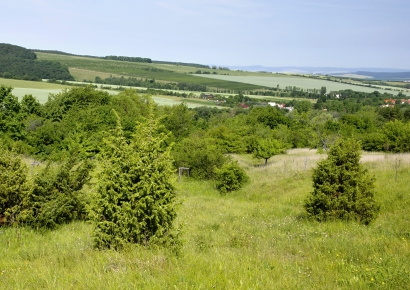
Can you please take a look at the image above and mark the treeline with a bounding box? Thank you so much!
[0,44,73,81]
[94,76,206,92]
[153,60,210,69]
[103,55,152,63]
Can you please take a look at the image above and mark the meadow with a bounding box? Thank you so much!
[1,150,409,289]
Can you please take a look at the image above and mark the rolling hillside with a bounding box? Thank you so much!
[35,51,409,96]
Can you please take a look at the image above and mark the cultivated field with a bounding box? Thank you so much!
[195,74,409,96]
[35,52,265,91]
[1,150,409,289]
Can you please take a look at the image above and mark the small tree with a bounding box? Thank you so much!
[214,161,249,194]
[304,139,380,224]
[253,138,286,165]
[93,107,178,249]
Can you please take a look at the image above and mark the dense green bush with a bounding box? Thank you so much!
[214,161,249,194]
[304,139,380,224]
[172,134,229,180]
[93,108,179,249]
[0,149,30,226]
[19,156,93,229]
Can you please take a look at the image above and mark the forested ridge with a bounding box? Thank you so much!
[0,43,73,81]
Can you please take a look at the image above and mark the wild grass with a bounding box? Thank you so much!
[1,150,409,289]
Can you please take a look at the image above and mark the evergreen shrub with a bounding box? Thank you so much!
[304,139,380,224]
[214,161,249,194]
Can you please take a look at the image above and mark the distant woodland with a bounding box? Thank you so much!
[0,43,74,81]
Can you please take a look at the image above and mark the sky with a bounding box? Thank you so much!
[1,0,409,69]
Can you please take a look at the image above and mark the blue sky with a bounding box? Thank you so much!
[2,0,409,69]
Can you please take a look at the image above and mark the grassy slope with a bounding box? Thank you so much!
[1,150,409,289]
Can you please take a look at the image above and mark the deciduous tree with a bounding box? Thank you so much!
[253,138,286,165]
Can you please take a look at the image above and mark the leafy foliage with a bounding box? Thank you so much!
[172,134,229,179]
[304,139,380,224]
[0,85,26,143]
[253,138,287,165]
[93,107,178,249]
[214,161,249,194]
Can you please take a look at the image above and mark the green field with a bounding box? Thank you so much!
[195,74,409,96]
[0,78,221,108]
[0,78,68,103]
[1,150,409,289]
[0,78,69,90]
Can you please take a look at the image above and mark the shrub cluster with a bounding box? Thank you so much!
[0,149,92,229]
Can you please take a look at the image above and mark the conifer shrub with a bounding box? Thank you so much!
[214,161,249,194]
[304,139,380,224]
[0,148,30,226]
[92,108,179,250]
[19,156,93,229]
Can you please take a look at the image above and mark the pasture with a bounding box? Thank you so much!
[1,150,409,289]
[195,74,409,96]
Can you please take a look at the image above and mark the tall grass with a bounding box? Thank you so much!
[1,150,409,289]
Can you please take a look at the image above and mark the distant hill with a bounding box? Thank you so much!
[0,43,74,81]
[350,71,410,81]
[33,49,210,68]
[226,65,410,80]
